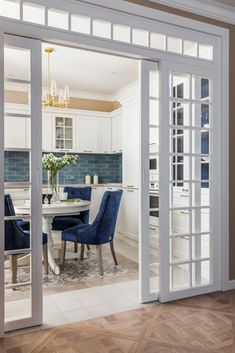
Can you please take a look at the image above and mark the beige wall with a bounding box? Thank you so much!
[5,90,121,112]
[126,0,235,279]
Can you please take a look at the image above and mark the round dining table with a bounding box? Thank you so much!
[15,200,90,275]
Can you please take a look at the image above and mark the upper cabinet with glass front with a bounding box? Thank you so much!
[53,115,75,152]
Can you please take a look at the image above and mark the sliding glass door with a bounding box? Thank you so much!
[139,60,160,303]
[159,62,221,302]
[0,34,42,334]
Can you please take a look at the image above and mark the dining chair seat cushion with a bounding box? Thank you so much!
[17,220,30,231]
[52,217,83,231]
[13,230,48,250]
[62,223,91,243]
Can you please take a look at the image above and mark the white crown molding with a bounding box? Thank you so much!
[147,0,235,25]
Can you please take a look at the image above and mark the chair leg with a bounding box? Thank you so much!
[96,245,103,276]
[80,244,85,261]
[86,244,90,251]
[110,240,118,266]
[74,243,78,253]
[43,243,49,275]
[60,240,66,270]
[10,255,17,284]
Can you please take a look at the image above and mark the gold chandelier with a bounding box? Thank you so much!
[42,47,70,109]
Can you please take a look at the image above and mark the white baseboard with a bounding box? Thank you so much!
[223,280,235,291]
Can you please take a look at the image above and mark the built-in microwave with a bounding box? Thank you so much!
[149,155,159,181]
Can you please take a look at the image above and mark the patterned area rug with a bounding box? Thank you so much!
[5,248,136,289]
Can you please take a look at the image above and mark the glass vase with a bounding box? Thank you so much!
[48,170,59,202]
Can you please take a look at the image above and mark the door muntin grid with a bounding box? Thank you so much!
[169,72,212,291]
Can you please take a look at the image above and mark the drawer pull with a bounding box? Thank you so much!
[127,185,134,188]
[149,226,157,230]
[180,211,189,215]
[84,150,93,153]
[127,189,134,193]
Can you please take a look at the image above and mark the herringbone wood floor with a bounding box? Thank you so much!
[2,290,235,353]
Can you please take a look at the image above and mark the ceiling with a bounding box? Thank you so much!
[4,43,138,98]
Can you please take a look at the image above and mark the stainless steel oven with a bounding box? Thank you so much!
[149,187,159,227]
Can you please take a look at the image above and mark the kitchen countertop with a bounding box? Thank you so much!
[4,183,123,189]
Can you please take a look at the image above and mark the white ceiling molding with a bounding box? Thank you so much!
[147,0,235,25]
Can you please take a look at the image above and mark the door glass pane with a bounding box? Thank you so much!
[48,9,68,30]
[113,24,131,43]
[150,32,166,51]
[171,236,190,262]
[167,37,182,54]
[92,20,111,39]
[192,260,210,286]
[192,234,210,259]
[132,29,149,47]
[71,14,91,34]
[23,2,45,25]
[183,40,197,57]
[171,264,190,290]
[0,0,20,19]
[171,210,190,235]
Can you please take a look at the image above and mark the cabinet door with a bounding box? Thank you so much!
[77,116,98,153]
[89,187,104,222]
[120,189,139,238]
[54,115,74,152]
[112,114,122,153]
[42,113,52,151]
[4,116,28,149]
[98,118,111,153]
[122,99,139,188]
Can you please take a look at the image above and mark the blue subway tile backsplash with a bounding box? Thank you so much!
[5,151,122,184]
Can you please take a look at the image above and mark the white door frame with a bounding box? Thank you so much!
[0,0,230,333]
[1,34,43,333]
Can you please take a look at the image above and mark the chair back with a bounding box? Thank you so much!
[92,190,123,244]
[4,194,17,251]
[64,186,92,224]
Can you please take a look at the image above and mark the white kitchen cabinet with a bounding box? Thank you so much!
[89,186,105,222]
[42,113,53,151]
[98,117,111,153]
[118,188,139,240]
[122,98,139,188]
[77,116,98,153]
[4,116,29,149]
[112,111,122,153]
[52,114,75,152]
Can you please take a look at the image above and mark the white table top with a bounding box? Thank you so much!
[15,200,90,217]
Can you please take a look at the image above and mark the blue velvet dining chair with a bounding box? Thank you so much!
[5,194,48,284]
[52,186,92,253]
[52,186,92,231]
[60,189,123,276]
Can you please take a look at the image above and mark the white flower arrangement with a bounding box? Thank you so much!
[42,153,78,172]
[42,153,79,201]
